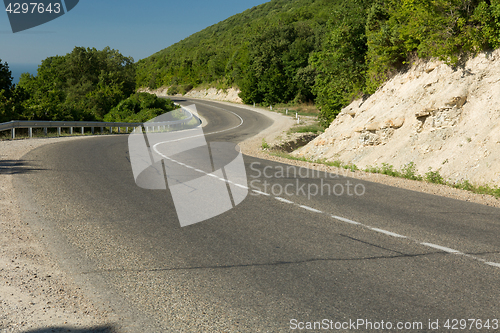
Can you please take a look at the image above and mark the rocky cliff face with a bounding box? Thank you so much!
[293,49,500,186]
[138,87,243,104]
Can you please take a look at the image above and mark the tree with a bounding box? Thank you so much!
[0,59,13,96]
[311,0,372,126]
[239,23,316,105]
[18,47,136,121]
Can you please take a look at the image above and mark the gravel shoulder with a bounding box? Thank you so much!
[1,99,498,331]
[1,136,118,332]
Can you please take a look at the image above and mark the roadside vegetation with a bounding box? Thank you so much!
[270,152,500,198]
[0,47,175,124]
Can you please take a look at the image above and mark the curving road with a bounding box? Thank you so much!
[15,98,500,332]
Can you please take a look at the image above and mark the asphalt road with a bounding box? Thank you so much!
[14,98,500,332]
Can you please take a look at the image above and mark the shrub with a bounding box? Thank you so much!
[104,93,177,123]
[425,168,446,185]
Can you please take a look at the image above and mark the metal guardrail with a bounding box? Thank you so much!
[0,107,198,139]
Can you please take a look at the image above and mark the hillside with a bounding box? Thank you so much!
[137,0,500,127]
[293,50,500,187]
[136,0,346,104]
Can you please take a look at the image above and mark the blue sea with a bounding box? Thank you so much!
[8,63,39,84]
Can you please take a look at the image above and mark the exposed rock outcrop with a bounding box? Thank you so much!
[138,86,243,104]
[293,49,500,186]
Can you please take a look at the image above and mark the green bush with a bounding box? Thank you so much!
[16,47,135,121]
[401,162,422,181]
[103,93,177,123]
[425,168,446,185]
[167,85,179,95]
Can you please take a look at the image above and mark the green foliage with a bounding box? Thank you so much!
[311,0,373,126]
[135,0,500,126]
[17,47,135,121]
[289,124,324,134]
[240,23,318,104]
[365,0,500,93]
[322,159,358,171]
[103,92,177,123]
[400,162,423,181]
[0,59,14,95]
[0,59,23,122]
[136,0,335,105]
[425,168,446,185]
[261,138,270,149]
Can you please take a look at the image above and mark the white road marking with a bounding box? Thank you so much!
[370,227,407,238]
[275,197,294,204]
[332,216,362,225]
[485,262,500,268]
[150,100,500,271]
[420,243,462,254]
[299,205,323,214]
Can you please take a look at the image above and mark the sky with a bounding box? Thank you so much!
[1,0,269,77]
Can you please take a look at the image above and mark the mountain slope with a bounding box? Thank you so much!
[135,0,334,97]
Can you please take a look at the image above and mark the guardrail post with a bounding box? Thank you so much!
[28,128,32,138]
[109,127,112,134]
[57,127,61,137]
[91,127,94,135]
[126,127,128,133]
[44,128,47,136]
[11,128,15,139]
[70,127,73,135]
[100,127,103,134]
[81,127,84,135]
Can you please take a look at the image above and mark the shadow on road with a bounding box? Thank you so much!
[22,326,116,333]
[0,159,45,175]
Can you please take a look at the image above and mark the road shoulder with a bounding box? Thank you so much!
[1,137,118,332]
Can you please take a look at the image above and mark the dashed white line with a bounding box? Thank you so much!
[485,262,500,268]
[420,243,462,254]
[148,103,500,270]
[299,205,323,214]
[332,215,362,226]
[275,197,294,204]
[370,227,407,239]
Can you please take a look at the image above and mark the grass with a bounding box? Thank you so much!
[288,124,324,134]
[266,151,500,199]
[257,101,320,118]
[261,138,270,149]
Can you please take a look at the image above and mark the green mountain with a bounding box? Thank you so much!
[137,0,500,126]
[136,0,335,102]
